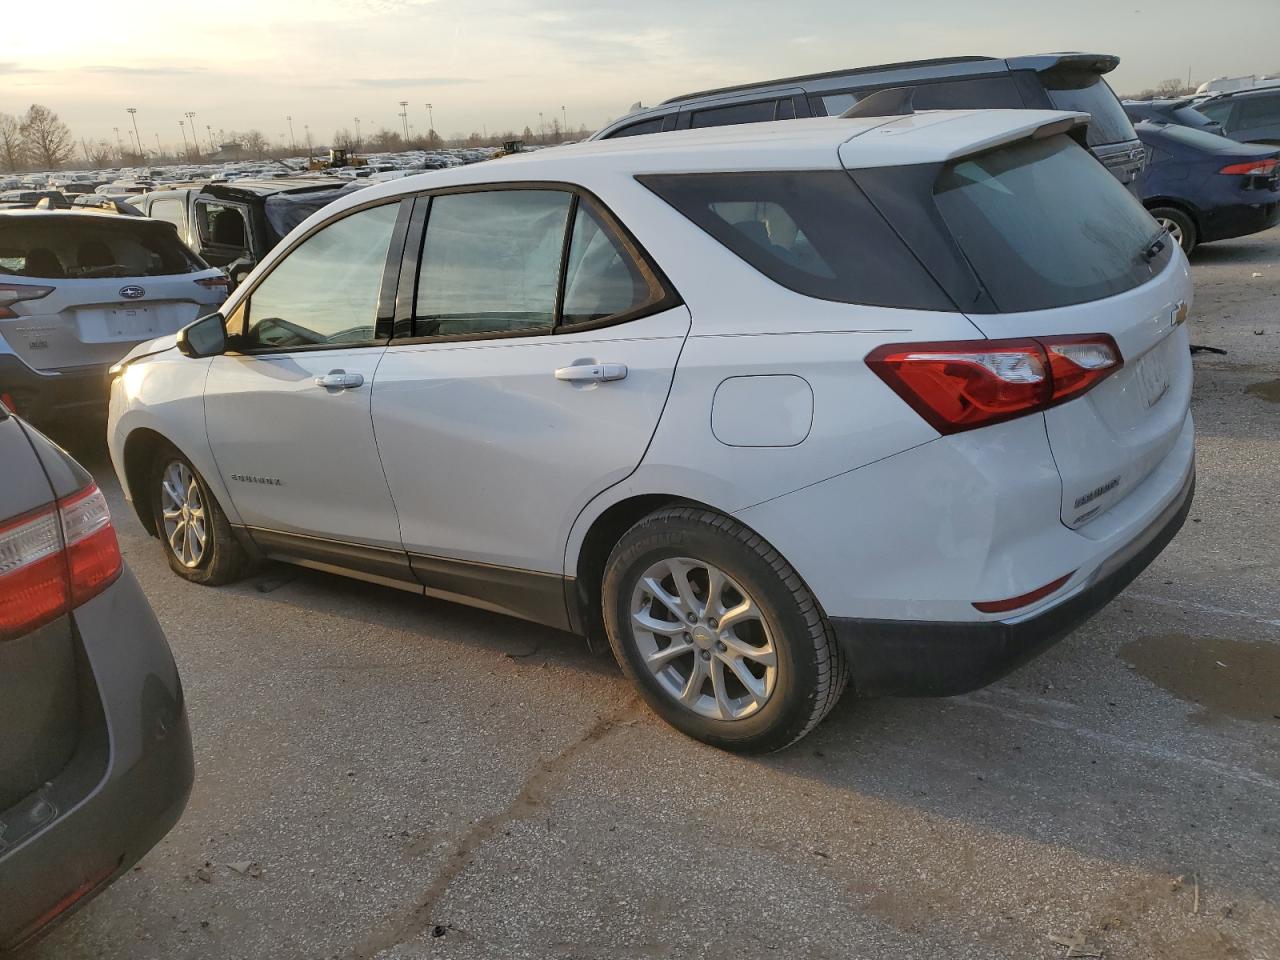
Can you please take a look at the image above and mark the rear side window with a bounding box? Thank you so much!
[1236,94,1280,128]
[149,197,186,232]
[688,99,780,129]
[415,190,572,337]
[934,135,1167,312]
[0,220,203,279]
[609,116,666,138]
[640,171,953,311]
[1195,101,1233,126]
[1042,74,1135,145]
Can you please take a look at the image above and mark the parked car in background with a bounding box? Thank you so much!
[1195,87,1280,145]
[0,407,193,953]
[0,190,71,210]
[110,110,1193,752]
[1123,97,1224,135]
[71,194,141,214]
[132,178,364,286]
[0,210,229,426]
[1133,120,1280,253]
[592,53,1147,188]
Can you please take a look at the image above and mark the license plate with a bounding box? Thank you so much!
[108,307,156,339]
[1136,347,1171,408]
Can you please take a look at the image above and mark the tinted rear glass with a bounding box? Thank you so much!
[821,75,1024,117]
[639,171,953,311]
[1042,73,1135,145]
[609,116,666,138]
[0,219,204,279]
[688,99,778,128]
[934,135,1167,312]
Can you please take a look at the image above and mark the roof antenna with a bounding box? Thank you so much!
[839,87,916,119]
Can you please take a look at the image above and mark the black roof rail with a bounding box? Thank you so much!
[658,56,995,106]
[839,87,916,119]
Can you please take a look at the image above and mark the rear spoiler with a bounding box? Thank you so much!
[840,111,1091,167]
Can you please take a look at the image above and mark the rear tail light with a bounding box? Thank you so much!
[866,335,1122,435]
[0,484,122,641]
[973,572,1074,614]
[1218,159,1278,176]
[195,276,231,296]
[0,281,54,320]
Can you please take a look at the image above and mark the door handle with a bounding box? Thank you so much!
[554,363,627,383]
[315,370,364,390]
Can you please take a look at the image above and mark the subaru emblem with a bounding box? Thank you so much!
[119,285,145,300]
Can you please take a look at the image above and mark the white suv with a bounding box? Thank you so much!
[108,111,1195,751]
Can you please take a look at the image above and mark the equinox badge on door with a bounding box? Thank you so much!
[119,285,146,299]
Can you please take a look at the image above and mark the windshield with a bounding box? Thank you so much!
[934,135,1169,312]
[1043,73,1135,146]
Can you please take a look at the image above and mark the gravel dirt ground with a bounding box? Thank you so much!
[22,229,1280,960]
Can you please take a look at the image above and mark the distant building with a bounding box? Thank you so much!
[207,141,246,162]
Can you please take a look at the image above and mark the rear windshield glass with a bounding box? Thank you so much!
[638,171,953,311]
[1043,74,1135,146]
[934,135,1167,312]
[0,219,204,279]
[821,75,1025,117]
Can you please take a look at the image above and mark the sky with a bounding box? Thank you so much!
[3,0,1278,152]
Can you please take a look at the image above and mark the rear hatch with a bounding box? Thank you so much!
[1035,55,1146,185]
[850,128,1193,528]
[0,214,224,372]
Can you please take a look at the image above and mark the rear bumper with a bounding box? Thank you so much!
[0,570,193,952]
[832,467,1195,697]
[1199,196,1280,244]
[0,355,110,425]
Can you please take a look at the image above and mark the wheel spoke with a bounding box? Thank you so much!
[679,657,707,704]
[167,520,185,554]
[720,633,776,668]
[633,609,686,637]
[709,658,734,719]
[162,506,183,521]
[720,653,768,706]
[666,558,702,618]
[717,598,758,632]
[703,565,725,619]
[161,479,183,507]
[641,576,685,621]
[645,639,695,668]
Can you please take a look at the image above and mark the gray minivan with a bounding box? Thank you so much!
[592,53,1147,187]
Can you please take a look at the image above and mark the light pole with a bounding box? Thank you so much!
[353,117,361,154]
[304,123,313,161]
[154,133,162,159]
[113,127,123,160]
[178,120,189,157]
[126,107,142,157]
[561,104,567,139]
[185,112,197,157]
[398,101,409,142]
[287,114,296,154]
[425,103,434,143]
[538,111,544,141]
[206,124,215,154]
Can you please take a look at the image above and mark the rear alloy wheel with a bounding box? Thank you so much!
[603,507,848,752]
[1149,206,1197,255]
[151,448,251,585]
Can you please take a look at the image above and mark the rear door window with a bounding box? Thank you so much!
[639,170,953,311]
[561,198,667,325]
[1041,74,1135,145]
[1195,100,1234,128]
[933,135,1167,312]
[608,116,666,138]
[1236,94,1280,129]
[414,190,572,338]
[687,99,780,129]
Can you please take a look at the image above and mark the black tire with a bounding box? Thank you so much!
[602,507,848,753]
[1149,205,1198,255]
[149,445,252,586]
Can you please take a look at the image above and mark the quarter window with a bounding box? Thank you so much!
[1237,94,1280,128]
[241,202,399,350]
[414,190,572,338]
[561,199,665,325]
[609,116,666,138]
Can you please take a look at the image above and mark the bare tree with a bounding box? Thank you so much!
[88,140,114,169]
[240,129,269,159]
[368,127,403,151]
[332,128,355,150]
[19,104,74,169]
[0,113,24,172]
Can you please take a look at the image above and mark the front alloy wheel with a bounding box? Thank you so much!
[160,460,207,568]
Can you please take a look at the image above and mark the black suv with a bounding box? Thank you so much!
[1195,87,1280,145]
[592,53,1146,187]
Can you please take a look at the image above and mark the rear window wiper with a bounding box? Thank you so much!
[1140,231,1167,262]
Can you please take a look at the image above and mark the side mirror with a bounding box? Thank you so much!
[176,312,227,358]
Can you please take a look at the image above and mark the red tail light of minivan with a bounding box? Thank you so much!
[0,484,122,641]
[866,335,1122,435]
